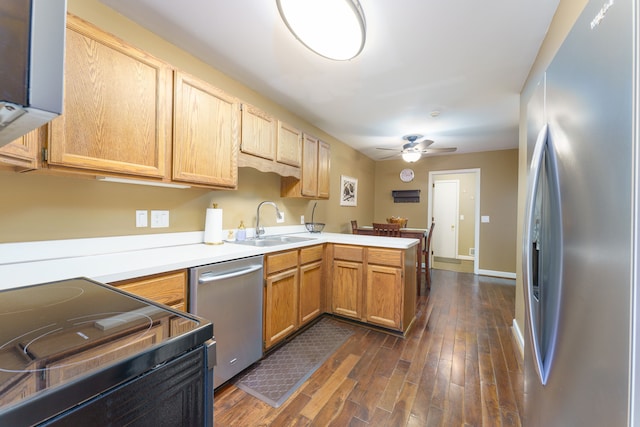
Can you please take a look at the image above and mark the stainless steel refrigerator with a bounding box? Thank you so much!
[523,0,640,425]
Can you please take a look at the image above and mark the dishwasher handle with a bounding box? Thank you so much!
[198,264,263,284]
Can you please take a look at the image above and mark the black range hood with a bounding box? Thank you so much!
[0,0,66,147]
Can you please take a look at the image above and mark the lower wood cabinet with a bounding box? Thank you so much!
[109,270,188,312]
[330,244,416,334]
[263,245,325,350]
[263,250,299,349]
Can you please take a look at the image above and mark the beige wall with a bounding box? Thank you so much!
[515,0,588,336]
[374,149,518,273]
[0,0,376,243]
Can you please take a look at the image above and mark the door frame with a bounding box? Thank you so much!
[427,168,481,275]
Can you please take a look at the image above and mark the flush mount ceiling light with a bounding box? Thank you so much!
[401,151,422,163]
[276,0,366,61]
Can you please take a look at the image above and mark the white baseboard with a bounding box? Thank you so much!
[477,269,516,280]
[457,255,475,261]
[512,318,524,359]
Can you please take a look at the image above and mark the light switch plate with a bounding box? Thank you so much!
[151,210,169,228]
[481,215,490,223]
[136,210,148,228]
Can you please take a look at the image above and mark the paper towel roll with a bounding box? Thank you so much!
[204,208,223,245]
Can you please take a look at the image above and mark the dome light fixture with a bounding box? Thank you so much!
[402,151,421,163]
[276,0,366,61]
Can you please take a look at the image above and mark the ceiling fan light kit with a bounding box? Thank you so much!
[402,151,421,162]
[276,0,366,61]
[376,134,457,161]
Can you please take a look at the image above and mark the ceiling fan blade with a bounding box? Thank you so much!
[423,147,457,153]
[416,139,435,148]
[376,147,402,152]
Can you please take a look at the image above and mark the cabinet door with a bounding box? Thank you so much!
[49,15,171,178]
[173,72,239,188]
[0,127,41,170]
[317,140,331,198]
[240,104,277,160]
[276,121,302,167]
[264,268,299,349]
[331,260,362,320]
[366,264,403,329]
[299,260,323,326]
[301,134,319,197]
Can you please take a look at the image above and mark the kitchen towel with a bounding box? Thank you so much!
[204,206,223,245]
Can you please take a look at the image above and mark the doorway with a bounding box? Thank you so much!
[428,169,480,274]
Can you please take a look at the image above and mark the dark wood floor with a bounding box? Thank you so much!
[214,269,524,426]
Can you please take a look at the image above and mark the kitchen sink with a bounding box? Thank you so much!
[231,235,316,247]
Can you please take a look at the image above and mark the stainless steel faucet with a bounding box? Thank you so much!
[255,201,284,239]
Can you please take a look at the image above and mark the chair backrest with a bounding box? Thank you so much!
[425,222,435,254]
[372,222,401,237]
[351,220,358,234]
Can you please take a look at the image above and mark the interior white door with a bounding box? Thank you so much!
[433,180,459,259]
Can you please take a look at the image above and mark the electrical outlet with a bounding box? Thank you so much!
[276,212,285,223]
[136,210,148,228]
[151,210,169,228]
[300,215,305,224]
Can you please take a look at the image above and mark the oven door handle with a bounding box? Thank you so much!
[198,264,263,284]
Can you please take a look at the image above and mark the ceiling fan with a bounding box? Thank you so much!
[376,134,457,162]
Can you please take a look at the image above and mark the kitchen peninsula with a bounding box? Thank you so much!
[0,228,418,336]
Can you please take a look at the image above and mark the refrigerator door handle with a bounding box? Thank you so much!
[524,123,556,385]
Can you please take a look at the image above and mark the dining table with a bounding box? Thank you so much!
[353,226,429,294]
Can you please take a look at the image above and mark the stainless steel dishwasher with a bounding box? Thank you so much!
[189,255,264,389]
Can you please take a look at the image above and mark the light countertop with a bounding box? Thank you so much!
[0,228,419,290]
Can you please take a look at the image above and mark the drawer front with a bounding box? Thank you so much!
[333,244,364,262]
[111,270,186,308]
[266,250,298,275]
[300,245,324,265]
[367,248,403,267]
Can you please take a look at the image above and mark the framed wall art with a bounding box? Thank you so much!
[340,175,358,206]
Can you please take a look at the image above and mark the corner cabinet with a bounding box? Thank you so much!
[48,14,172,179]
[329,244,416,334]
[172,71,239,189]
[280,134,330,199]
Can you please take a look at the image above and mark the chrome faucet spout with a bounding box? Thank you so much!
[256,201,283,239]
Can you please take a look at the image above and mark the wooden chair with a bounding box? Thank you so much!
[372,222,401,237]
[351,220,358,234]
[423,222,435,291]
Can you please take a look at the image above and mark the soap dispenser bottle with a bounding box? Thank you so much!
[236,220,246,241]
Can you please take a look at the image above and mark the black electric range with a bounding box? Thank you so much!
[0,277,214,426]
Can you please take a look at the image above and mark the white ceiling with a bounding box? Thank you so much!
[99,0,559,161]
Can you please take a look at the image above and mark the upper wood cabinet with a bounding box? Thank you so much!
[238,107,301,178]
[0,126,43,171]
[48,14,172,179]
[240,104,277,160]
[281,134,330,199]
[172,72,239,189]
[276,121,302,168]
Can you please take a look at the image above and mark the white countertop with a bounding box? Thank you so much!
[0,228,418,290]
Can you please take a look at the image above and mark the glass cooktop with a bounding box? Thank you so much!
[0,277,209,415]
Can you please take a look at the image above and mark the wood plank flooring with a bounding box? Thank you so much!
[214,269,523,426]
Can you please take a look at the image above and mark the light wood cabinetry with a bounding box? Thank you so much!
[263,250,299,349]
[280,134,330,199]
[173,71,239,188]
[329,244,416,334]
[299,245,324,326]
[0,127,42,171]
[238,106,301,179]
[48,15,172,179]
[331,245,364,320]
[263,244,325,349]
[110,270,188,312]
[366,248,403,329]
[276,121,302,168]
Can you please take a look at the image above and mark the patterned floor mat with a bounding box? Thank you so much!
[234,317,354,408]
